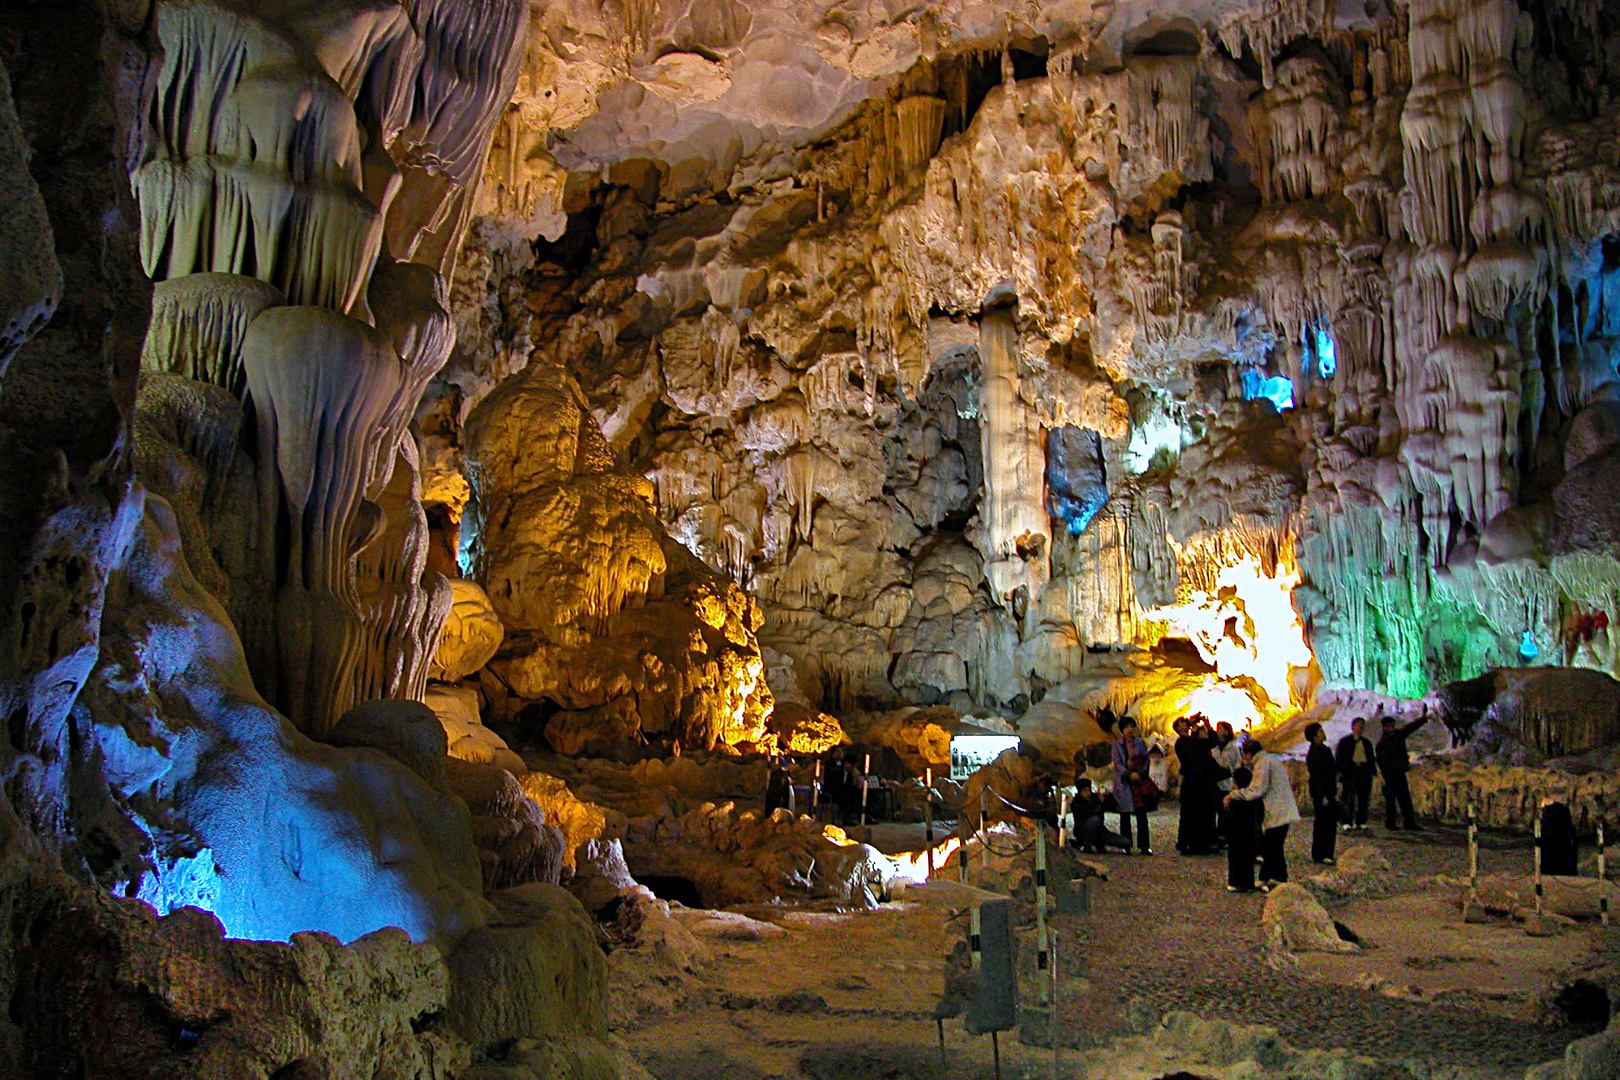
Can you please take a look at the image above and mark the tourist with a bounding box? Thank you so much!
[1377,710,1428,831]
[765,756,793,814]
[1173,716,1220,855]
[1111,716,1153,854]
[1212,720,1242,848]
[1334,717,1377,831]
[1069,778,1131,853]
[1225,738,1301,890]
[1304,722,1337,864]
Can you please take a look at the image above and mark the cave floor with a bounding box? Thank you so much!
[617,810,1602,1079]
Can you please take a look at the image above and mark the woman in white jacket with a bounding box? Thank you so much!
[1224,740,1301,889]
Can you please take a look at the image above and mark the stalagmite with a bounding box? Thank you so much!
[241,306,408,736]
[975,309,1050,607]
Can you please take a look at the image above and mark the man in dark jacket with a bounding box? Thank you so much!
[1334,717,1377,831]
[1304,722,1338,863]
[1377,710,1429,831]
[1173,715,1220,855]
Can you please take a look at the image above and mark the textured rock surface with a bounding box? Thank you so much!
[444,883,613,1063]
[464,364,774,753]
[432,578,507,682]
[1263,883,1359,955]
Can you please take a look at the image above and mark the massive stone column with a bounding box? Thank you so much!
[975,307,1050,609]
[130,0,527,736]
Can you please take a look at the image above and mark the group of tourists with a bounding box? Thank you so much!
[1068,708,1433,895]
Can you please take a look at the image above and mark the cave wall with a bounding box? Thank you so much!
[425,0,1620,733]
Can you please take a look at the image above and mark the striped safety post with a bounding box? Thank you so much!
[1058,790,1070,849]
[924,766,935,878]
[859,752,871,827]
[1533,802,1544,917]
[969,903,982,971]
[1466,801,1478,913]
[1600,820,1609,928]
[1035,821,1050,1006]
[979,789,989,876]
[811,759,822,815]
[1050,929,1061,1080]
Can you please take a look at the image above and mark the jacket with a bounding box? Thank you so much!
[1306,743,1337,803]
[1111,734,1149,812]
[1376,716,1429,777]
[1334,733,1376,778]
[1231,751,1302,831]
[1213,739,1243,791]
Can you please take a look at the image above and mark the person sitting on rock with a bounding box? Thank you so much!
[1069,778,1130,853]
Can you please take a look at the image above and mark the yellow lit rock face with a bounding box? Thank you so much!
[464,363,774,754]
[431,580,507,683]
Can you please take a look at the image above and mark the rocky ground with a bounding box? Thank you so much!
[612,808,1611,1079]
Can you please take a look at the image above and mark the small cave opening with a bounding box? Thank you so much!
[637,875,706,909]
[1125,26,1201,58]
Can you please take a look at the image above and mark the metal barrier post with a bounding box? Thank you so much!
[811,759,821,815]
[979,789,989,876]
[924,767,935,878]
[859,752,871,826]
[1600,819,1609,928]
[1467,801,1478,913]
[1058,791,1070,849]
[1534,802,1544,917]
[1035,821,1050,1006]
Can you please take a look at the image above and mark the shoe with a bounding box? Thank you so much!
[1226,885,1255,894]
[1340,824,1355,834]
[1313,858,1336,866]
[1258,881,1275,893]
[1139,848,1154,856]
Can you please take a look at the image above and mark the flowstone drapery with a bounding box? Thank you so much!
[132,0,526,736]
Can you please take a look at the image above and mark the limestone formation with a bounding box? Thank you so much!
[13,0,1620,1077]
[463,364,774,754]
[1262,883,1360,955]
[432,578,507,682]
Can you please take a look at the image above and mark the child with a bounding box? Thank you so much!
[1069,778,1131,853]
[1147,744,1169,801]
[1224,761,1260,891]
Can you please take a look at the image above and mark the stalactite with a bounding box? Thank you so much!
[240,306,408,737]
[140,273,284,395]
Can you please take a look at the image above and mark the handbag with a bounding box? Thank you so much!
[1127,750,1160,810]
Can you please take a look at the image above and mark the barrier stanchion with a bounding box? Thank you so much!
[1035,822,1050,1006]
[1600,820,1609,928]
[811,759,822,815]
[1467,801,1478,913]
[969,903,982,971]
[859,752,871,826]
[924,767,935,878]
[979,790,989,876]
[1050,929,1060,1080]
[1534,802,1545,917]
[1058,791,1070,849]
